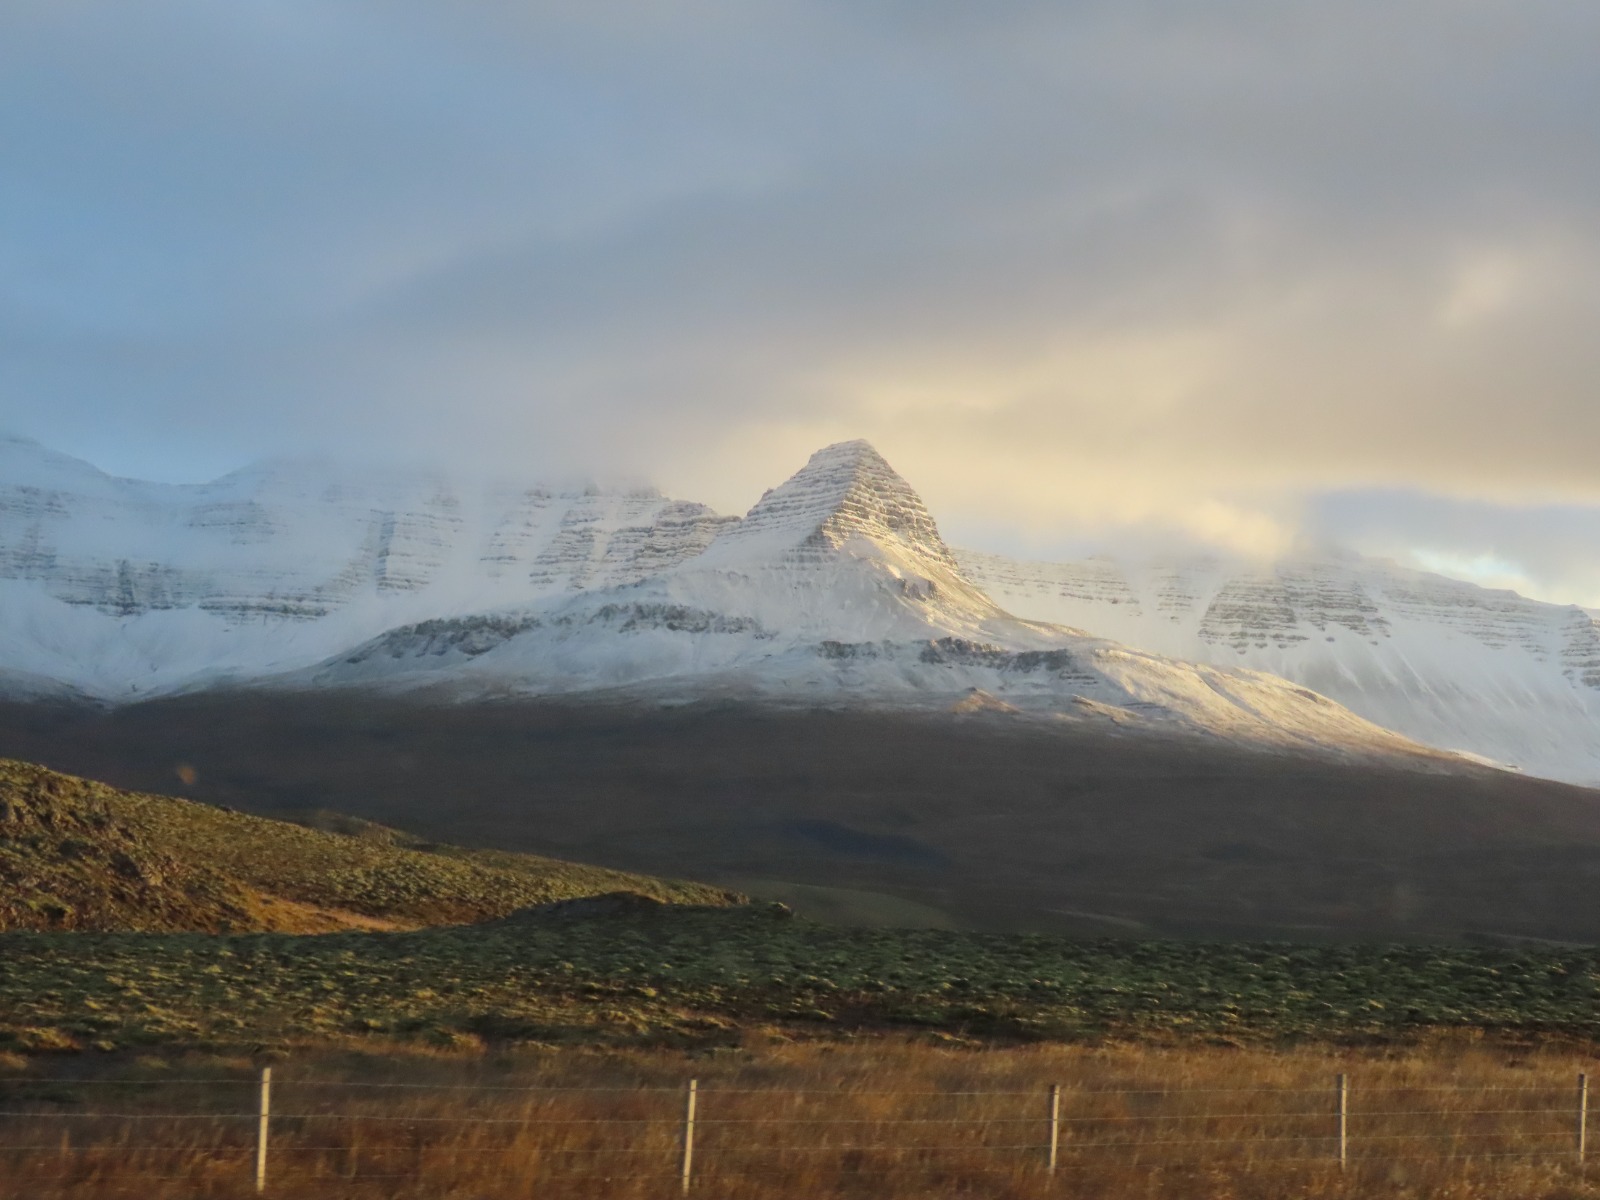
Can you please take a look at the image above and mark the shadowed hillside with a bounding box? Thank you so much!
[0,758,739,933]
[7,694,1600,941]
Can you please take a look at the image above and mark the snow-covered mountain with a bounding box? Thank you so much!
[0,432,733,696]
[311,440,1430,759]
[958,548,1600,785]
[0,433,1436,763]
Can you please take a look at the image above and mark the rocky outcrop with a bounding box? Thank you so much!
[342,614,547,663]
[490,489,736,592]
[1560,610,1600,689]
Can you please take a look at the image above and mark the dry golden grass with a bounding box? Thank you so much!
[0,757,737,934]
[4,1037,1600,1198]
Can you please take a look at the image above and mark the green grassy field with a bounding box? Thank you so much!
[6,904,1600,1056]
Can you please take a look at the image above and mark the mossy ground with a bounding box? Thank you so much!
[6,906,1600,1056]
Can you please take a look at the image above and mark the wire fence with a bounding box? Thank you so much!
[0,1071,1593,1193]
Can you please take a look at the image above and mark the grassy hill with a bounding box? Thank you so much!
[0,758,740,933]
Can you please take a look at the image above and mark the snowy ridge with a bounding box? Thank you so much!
[958,548,1600,784]
[314,601,1426,759]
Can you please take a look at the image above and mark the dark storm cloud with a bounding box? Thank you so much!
[2,1,1599,587]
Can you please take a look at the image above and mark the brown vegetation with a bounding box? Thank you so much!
[3,1038,1600,1198]
[0,757,738,933]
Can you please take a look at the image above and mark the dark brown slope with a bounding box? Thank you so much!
[0,756,737,933]
[4,692,1600,941]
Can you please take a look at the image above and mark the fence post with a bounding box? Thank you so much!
[1579,1073,1589,1164]
[1335,1073,1348,1170]
[255,1066,272,1194]
[1047,1083,1061,1174]
[680,1078,697,1195]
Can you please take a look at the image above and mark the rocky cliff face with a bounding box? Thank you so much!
[483,488,736,594]
[0,434,732,622]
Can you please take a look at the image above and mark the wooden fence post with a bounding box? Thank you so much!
[1047,1083,1061,1174]
[680,1078,697,1195]
[255,1066,272,1194]
[1335,1073,1348,1170]
[1579,1073,1589,1164]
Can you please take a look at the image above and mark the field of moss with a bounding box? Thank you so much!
[5,905,1600,1056]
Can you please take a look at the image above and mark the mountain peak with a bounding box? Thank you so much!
[706,440,961,573]
[811,436,883,462]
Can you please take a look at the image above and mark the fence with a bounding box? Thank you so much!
[0,1071,1594,1193]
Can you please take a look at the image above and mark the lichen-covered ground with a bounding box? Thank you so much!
[5,905,1600,1055]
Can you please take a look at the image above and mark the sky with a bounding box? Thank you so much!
[4,2,1600,603]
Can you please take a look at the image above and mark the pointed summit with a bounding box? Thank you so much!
[709,440,962,572]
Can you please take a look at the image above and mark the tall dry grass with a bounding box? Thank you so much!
[4,1037,1600,1198]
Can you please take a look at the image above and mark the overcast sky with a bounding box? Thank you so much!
[4,2,1599,602]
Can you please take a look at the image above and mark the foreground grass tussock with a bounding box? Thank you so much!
[0,758,738,933]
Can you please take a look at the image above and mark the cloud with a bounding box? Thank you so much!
[1305,490,1600,609]
[2,1,1598,578]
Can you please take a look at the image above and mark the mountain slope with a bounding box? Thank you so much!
[14,694,1600,941]
[0,757,738,932]
[958,549,1600,785]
